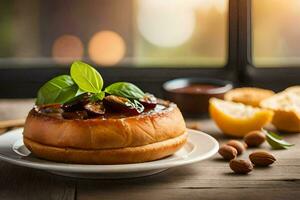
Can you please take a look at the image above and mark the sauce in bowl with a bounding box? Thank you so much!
[171,84,220,94]
[163,78,233,116]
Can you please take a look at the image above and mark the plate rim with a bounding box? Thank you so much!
[0,128,219,173]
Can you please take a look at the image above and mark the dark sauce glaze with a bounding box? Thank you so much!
[171,84,220,94]
[35,103,168,120]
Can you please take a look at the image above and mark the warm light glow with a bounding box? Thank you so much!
[191,0,213,10]
[212,0,227,13]
[137,0,195,47]
[253,0,300,66]
[88,31,125,66]
[191,0,227,13]
[52,35,84,64]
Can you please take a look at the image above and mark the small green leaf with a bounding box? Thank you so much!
[90,91,105,102]
[36,75,78,105]
[262,129,295,149]
[76,88,86,96]
[96,91,105,100]
[64,89,87,104]
[70,61,103,93]
[104,82,145,99]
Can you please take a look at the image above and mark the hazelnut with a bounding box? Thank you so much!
[244,130,266,147]
[218,145,238,160]
[226,140,246,155]
[229,159,253,174]
[249,151,276,167]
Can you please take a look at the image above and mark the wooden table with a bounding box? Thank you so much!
[0,100,299,200]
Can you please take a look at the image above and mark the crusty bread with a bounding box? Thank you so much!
[24,133,187,164]
[23,102,186,150]
[284,86,300,94]
[260,86,300,132]
[23,101,187,164]
[225,87,274,107]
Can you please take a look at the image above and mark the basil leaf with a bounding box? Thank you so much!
[263,129,295,149]
[104,82,145,99]
[90,91,105,102]
[95,91,105,100]
[70,61,103,93]
[64,89,87,104]
[76,88,86,96]
[36,75,78,105]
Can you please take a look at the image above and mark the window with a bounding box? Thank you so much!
[0,0,228,68]
[4,0,299,98]
[253,0,300,67]
[135,0,228,67]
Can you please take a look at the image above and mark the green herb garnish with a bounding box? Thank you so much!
[262,129,295,149]
[89,91,105,102]
[36,75,79,105]
[104,82,145,100]
[70,61,103,93]
[36,61,145,105]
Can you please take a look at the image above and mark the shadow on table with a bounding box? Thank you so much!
[73,165,200,191]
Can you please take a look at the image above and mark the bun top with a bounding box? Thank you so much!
[23,100,186,150]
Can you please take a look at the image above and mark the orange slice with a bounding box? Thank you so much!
[209,98,273,137]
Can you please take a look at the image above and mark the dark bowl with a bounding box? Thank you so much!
[163,78,233,117]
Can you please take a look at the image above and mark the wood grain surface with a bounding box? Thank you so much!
[0,100,299,200]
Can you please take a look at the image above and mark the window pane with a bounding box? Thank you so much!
[0,0,228,67]
[253,0,300,67]
[135,0,228,67]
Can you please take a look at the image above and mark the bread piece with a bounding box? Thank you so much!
[260,87,300,132]
[283,86,300,96]
[225,87,275,107]
[23,100,187,164]
[24,133,188,164]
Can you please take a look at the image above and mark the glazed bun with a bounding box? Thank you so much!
[23,101,187,164]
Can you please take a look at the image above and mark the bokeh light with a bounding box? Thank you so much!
[52,35,84,64]
[191,0,227,13]
[212,0,227,13]
[137,0,195,47]
[88,31,125,66]
[253,0,300,66]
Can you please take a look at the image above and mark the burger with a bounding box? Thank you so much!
[23,61,187,164]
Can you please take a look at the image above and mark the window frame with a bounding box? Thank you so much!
[241,0,300,91]
[0,0,238,98]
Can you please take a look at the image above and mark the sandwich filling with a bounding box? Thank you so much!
[36,93,169,120]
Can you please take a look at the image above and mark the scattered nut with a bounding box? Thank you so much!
[249,151,276,167]
[229,159,253,174]
[244,130,266,147]
[218,145,238,160]
[226,140,246,155]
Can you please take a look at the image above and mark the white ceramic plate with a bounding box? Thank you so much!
[0,128,218,179]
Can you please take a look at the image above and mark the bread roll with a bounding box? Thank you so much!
[23,101,187,164]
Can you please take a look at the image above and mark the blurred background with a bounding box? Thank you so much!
[0,0,228,67]
[1,0,300,97]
